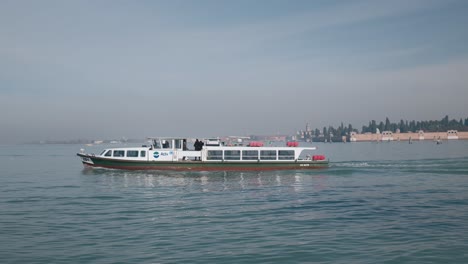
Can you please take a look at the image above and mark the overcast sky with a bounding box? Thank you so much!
[1,0,468,143]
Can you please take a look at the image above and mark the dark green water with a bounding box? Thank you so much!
[1,141,467,263]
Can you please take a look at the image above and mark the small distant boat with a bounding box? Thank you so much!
[77,137,328,171]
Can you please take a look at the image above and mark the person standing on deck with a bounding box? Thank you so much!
[194,139,200,160]
[198,140,205,161]
[199,140,204,150]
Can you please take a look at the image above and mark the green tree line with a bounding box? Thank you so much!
[361,116,468,133]
[307,116,468,140]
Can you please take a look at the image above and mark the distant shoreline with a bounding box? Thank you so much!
[350,131,468,142]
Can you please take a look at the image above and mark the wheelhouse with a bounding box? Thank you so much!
[149,137,187,150]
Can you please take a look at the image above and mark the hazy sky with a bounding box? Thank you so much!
[1,0,468,143]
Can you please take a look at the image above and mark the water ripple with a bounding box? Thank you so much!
[1,144,468,263]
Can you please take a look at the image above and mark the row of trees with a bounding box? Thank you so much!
[319,123,357,138]
[305,116,468,140]
[300,122,357,142]
[361,116,468,133]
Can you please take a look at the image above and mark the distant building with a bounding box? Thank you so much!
[447,130,459,140]
[418,130,425,140]
[381,131,393,141]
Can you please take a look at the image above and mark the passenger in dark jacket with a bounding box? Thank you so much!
[194,139,202,160]
[199,140,204,150]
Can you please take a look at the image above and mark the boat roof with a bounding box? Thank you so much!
[147,137,220,140]
[147,137,186,140]
[205,146,317,150]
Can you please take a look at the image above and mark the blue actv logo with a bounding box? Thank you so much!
[153,151,173,159]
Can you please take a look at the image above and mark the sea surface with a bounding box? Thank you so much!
[1,141,467,263]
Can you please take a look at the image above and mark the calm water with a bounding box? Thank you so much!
[1,141,468,263]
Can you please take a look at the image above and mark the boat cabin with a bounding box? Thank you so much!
[94,137,317,163]
[148,137,202,161]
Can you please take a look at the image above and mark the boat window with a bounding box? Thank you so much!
[278,150,294,160]
[242,150,258,160]
[153,139,161,149]
[104,150,112,157]
[224,150,240,160]
[174,139,181,149]
[140,151,146,157]
[260,150,276,160]
[100,150,107,155]
[127,150,138,157]
[113,150,125,157]
[162,140,171,149]
[207,150,223,160]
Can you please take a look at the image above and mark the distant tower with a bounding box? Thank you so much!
[306,122,310,132]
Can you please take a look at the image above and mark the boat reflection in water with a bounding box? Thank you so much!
[81,168,329,193]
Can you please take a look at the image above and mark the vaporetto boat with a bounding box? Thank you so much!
[77,137,328,171]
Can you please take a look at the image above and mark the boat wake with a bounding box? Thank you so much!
[331,162,371,168]
[330,157,468,176]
